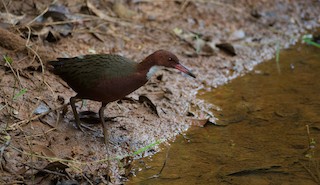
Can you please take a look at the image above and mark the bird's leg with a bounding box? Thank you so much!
[99,103,108,145]
[99,103,110,184]
[70,96,84,132]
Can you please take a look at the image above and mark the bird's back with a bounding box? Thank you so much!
[49,54,137,77]
[48,54,139,101]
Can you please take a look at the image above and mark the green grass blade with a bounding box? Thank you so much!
[303,39,320,48]
[3,55,13,64]
[132,139,163,156]
[13,88,27,100]
[275,41,281,74]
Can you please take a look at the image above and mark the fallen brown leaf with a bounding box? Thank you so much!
[216,42,236,56]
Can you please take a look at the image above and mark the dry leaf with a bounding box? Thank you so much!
[216,43,236,56]
[0,12,25,25]
[87,1,114,22]
[32,144,57,158]
[139,95,159,116]
[113,2,137,19]
[173,28,215,56]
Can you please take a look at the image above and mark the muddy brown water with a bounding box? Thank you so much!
[127,43,320,185]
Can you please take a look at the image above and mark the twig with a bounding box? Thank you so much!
[299,161,320,183]
[82,173,94,185]
[22,17,99,29]
[3,57,22,88]
[17,124,37,177]
[1,181,24,185]
[0,102,7,111]
[80,123,96,132]
[9,101,97,132]
[25,26,55,97]
[180,0,190,12]
[1,0,9,13]
[196,0,243,13]
[6,137,164,168]
[149,144,170,179]
[26,7,49,26]
[9,103,70,129]
[24,127,56,138]
[22,162,67,177]
[85,1,136,28]
[306,125,311,149]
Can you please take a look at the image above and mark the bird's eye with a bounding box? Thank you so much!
[168,57,172,61]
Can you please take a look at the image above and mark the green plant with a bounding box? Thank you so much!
[302,34,320,48]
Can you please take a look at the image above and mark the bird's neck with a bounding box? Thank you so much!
[146,66,161,80]
[137,57,160,80]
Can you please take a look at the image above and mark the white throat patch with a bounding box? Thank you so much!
[147,66,161,80]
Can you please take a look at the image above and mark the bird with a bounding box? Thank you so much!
[48,50,196,144]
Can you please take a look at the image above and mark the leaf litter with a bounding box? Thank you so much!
[0,0,319,184]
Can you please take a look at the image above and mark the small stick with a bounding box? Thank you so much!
[9,103,70,129]
[22,162,67,177]
[26,7,49,26]
[299,161,320,183]
[149,145,170,179]
[306,125,311,149]
[82,173,94,185]
[9,101,97,132]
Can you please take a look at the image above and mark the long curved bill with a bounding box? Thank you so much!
[174,63,196,78]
